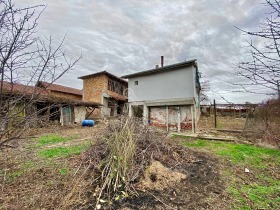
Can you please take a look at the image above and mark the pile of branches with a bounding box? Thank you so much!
[76,117,195,209]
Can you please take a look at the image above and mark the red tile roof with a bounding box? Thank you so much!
[37,81,82,96]
[106,90,128,101]
[1,81,101,107]
[1,81,48,95]
[79,71,128,84]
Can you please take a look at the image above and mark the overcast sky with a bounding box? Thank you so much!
[14,0,274,104]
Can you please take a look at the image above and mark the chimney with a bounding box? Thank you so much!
[155,64,159,69]
[161,56,164,67]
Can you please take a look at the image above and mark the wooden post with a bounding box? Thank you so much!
[214,99,217,128]
[239,106,241,118]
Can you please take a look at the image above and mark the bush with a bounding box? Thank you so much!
[247,99,280,147]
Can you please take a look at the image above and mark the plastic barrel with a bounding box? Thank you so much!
[82,120,94,127]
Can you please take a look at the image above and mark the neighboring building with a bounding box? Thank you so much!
[78,71,128,117]
[35,81,92,125]
[122,59,201,132]
[0,81,100,129]
[36,81,83,101]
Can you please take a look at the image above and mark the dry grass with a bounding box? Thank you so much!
[197,116,246,131]
[0,124,103,209]
[240,99,280,147]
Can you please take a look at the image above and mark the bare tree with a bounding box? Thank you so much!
[200,78,210,103]
[236,0,280,97]
[0,0,81,147]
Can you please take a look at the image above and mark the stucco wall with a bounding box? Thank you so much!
[74,106,86,123]
[128,66,197,102]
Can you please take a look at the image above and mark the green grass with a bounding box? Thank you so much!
[228,182,280,209]
[172,134,193,140]
[58,167,69,175]
[38,145,86,158]
[177,136,280,209]
[183,139,280,168]
[36,134,77,147]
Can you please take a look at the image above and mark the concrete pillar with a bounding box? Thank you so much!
[128,104,133,117]
[60,106,64,126]
[193,103,197,130]
[177,106,181,132]
[143,104,149,125]
[191,105,195,133]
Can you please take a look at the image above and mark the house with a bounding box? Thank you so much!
[78,71,128,118]
[0,81,101,129]
[36,81,83,101]
[122,59,201,132]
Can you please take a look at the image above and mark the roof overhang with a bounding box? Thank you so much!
[78,71,128,84]
[129,97,195,106]
[122,59,197,79]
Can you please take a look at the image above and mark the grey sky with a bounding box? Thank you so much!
[14,0,273,103]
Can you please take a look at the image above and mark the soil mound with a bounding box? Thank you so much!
[139,161,187,190]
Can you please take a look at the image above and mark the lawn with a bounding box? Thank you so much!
[178,136,280,210]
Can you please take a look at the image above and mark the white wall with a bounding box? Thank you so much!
[128,66,197,102]
[74,106,86,123]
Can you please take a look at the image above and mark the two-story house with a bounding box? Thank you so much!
[78,71,128,117]
[122,59,201,132]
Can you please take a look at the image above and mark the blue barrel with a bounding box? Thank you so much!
[82,120,94,127]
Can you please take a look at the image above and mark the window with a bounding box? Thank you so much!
[135,81,138,85]
[108,79,126,95]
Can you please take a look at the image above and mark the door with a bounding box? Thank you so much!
[62,106,72,125]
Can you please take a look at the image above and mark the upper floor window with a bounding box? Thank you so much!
[108,79,126,95]
[135,81,138,85]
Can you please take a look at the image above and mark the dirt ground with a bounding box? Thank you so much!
[112,151,229,210]
[0,121,233,210]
